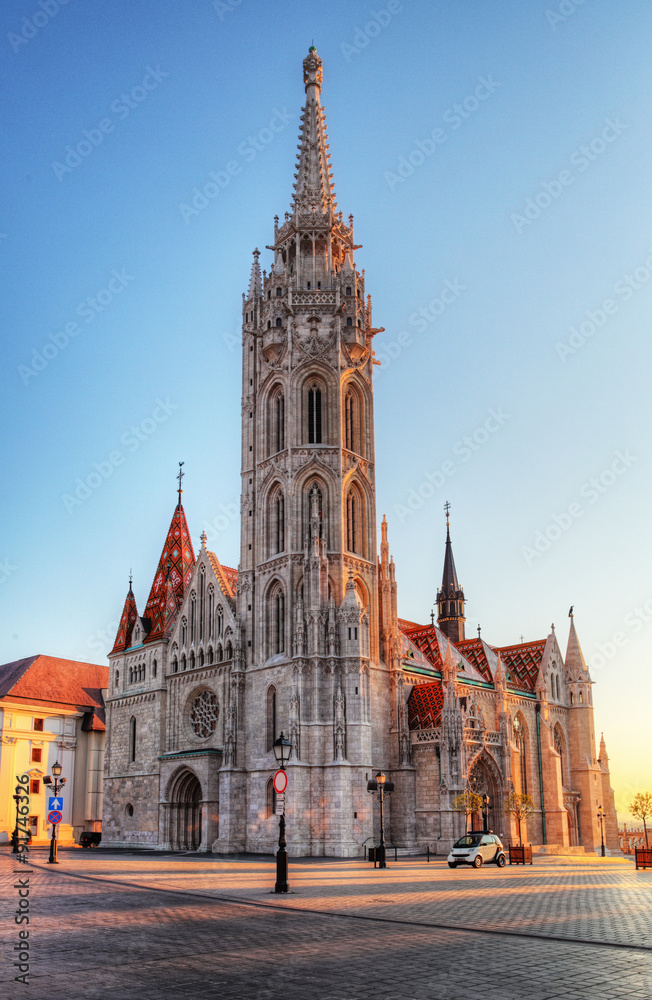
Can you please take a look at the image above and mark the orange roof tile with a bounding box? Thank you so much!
[0,656,108,713]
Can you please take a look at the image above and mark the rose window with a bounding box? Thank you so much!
[190,690,219,739]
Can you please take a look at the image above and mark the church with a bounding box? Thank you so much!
[102,48,619,857]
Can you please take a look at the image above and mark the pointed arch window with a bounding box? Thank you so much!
[554,724,566,787]
[346,485,364,556]
[345,390,356,452]
[266,684,277,752]
[266,777,277,819]
[514,717,528,795]
[181,617,187,648]
[217,606,223,637]
[208,588,214,639]
[268,388,285,455]
[129,717,137,762]
[190,593,196,643]
[269,487,285,555]
[199,570,205,640]
[226,640,233,660]
[269,584,285,656]
[308,383,322,444]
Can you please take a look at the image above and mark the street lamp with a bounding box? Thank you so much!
[44,761,67,865]
[597,805,606,857]
[11,792,22,854]
[273,732,292,893]
[482,793,490,833]
[367,771,394,869]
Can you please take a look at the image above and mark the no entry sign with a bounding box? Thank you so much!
[47,810,63,826]
[273,769,288,794]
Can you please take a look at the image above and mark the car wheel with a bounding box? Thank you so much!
[496,854,506,868]
[448,861,457,868]
[473,854,483,868]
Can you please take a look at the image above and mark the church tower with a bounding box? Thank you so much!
[233,47,388,856]
[436,504,466,642]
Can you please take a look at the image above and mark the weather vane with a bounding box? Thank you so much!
[177,461,185,504]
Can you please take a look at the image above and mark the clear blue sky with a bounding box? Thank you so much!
[2,0,651,815]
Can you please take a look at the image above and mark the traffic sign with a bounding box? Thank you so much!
[48,797,63,811]
[275,794,285,816]
[273,769,287,794]
[47,810,63,826]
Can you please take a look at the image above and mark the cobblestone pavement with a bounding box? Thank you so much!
[1,851,651,1000]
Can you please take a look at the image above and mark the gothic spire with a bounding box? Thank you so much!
[111,581,138,654]
[142,476,196,644]
[291,47,337,215]
[247,248,262,299]
[565,612,588,679]
[441,501,460,593]
[436,502,466,643]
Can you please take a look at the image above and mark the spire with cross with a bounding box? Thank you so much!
[177,462,185,506]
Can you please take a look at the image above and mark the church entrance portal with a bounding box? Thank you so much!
[169,770,202,851]
[467,755,501,834]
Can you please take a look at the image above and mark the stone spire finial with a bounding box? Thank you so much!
[247,248,262,299]
[292,48,337,215]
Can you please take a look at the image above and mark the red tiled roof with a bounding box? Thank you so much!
[455,638,493,683]
[408,680,444,730]
[497,640,546,692]
[0,656,108,712]
[206,551,238,604]
[111,585,138,654]
[400,622,443,670]
[143,503,196,643]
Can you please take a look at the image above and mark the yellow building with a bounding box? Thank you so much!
[0,655,107,846]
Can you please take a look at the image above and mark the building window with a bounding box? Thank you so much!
[34,718,44,732]
[273,588,285,655]
[116,670,120,689]
[554,724,566,787]
[206,646,213,665]
[208,588,214,638]
[190,690,219,739]
[346,488,359,554]
[30,780,40,794]
[514,717,527,795]
[346,286,352,296]
[190,594,196,643]
[270,488,285,554]
[31,749,41,763]
[344,390,357,452]
[267,685,277,752]
[308,383,322,444]
[275,392,285,453]
[190,652,196,670]
[126,804,134,817]
[199,571,205,640]
[29,816,38,835]
[266,777,277,818]
[217,608,223,637]
[276,287,282,296]
[173,658,178,673]
[217,644,223,663]
[346,316,352,326]
[226,641,233,660]
[129,717,136,762]
[152,659,157,679]
[181,618,187,647]
[275,316,282,327]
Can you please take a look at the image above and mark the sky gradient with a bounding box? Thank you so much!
[2,0,651,820]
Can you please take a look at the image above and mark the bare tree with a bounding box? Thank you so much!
[503,792,535,845]
[452,790,483,833]
[630,792,652,848]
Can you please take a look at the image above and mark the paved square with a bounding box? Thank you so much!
[1,850,650,999]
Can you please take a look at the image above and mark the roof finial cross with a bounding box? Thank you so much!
[477,624,481,638]
[444,500,451,527]
[129,568,133,590]
[177,462,185,505]
[200,530,207,549]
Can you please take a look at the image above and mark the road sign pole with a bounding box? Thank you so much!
[48,813,58,865]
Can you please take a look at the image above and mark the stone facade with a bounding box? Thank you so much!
[102,48,619,857]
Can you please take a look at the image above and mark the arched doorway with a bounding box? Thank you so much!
[467,752,502,834]
[169,769,202,851]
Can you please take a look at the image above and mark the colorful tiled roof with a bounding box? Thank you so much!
[455,638,494,683]
[0,656,108,712]
[408,680,444,730]
[143,503,196,643]
[401,622,443,671]
[111,585,138,654]
[206,551,238,605]
[498,640,546,692]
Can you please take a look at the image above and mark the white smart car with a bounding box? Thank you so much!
[447,832,506,869]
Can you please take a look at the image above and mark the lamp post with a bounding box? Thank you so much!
[367,771,394,869]
[44,760,66,865]
[11,792,22,854]
[273,732,292,893]
[482,793,490,833]
[597,805,606,857]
